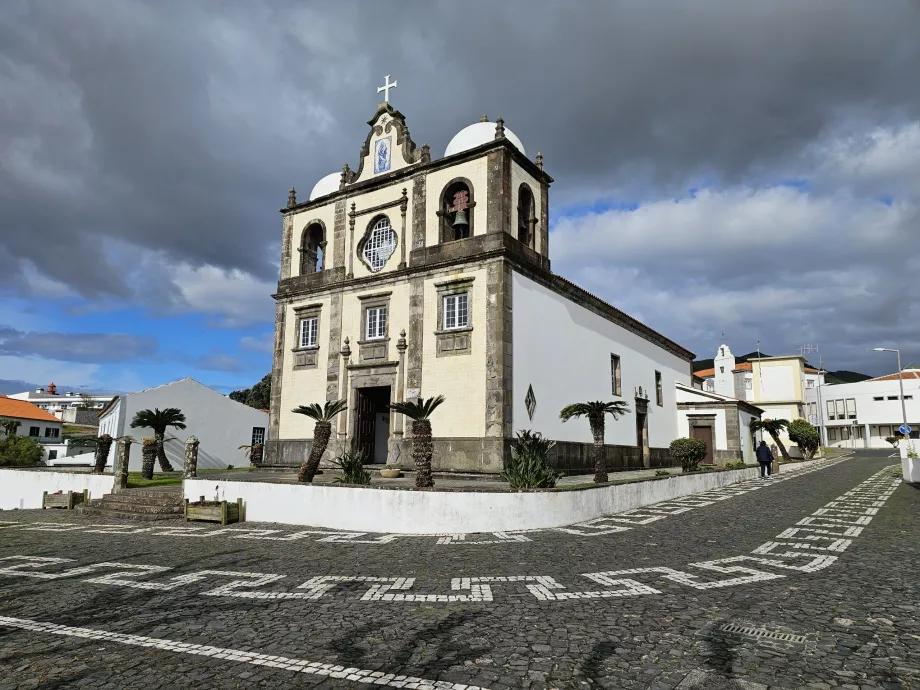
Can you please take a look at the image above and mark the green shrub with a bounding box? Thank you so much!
[654,469,670,477]
[501,430,561,489]
[885,436,900,449]
[669,437,707,473]
[788,419,820,458]
[0,436,45,466]
[724,461,747,469]
[333,449,371,484]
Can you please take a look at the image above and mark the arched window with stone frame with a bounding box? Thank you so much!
[517,184,536,249]
[299,221,326,275]
[437,178,475,243]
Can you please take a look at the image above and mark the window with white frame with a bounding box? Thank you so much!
[442,293,469,330]
[835,399,845,419]
[829,428,837,441]
[44,427,59,438]
[29,426,39,437]
[299,316,318,348]
[366,306,387,340]
[807,379,815,388]
[826,400,836,420]
[611,354,622,396]
[845,398,857,419]
[251,427,265,446]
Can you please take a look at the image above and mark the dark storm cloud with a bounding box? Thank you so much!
[2,0,919,374]
[0,325,157,363]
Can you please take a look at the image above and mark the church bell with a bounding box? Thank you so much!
[452,208,469,228]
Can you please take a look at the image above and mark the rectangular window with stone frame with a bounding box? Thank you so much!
[655,371,663,406]
[292,304,321,370]
[434,277,474,358]
[610,354,622,396]
[357,292,391,362]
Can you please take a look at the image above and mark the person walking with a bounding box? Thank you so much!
[756,440,774,479]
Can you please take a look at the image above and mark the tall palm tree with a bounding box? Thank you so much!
[559,400,630,483]
[750,418,791,462]
[130,408,186,472]
[292,400,348,483]
[390,395,445,488]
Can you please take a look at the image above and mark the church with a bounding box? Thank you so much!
[265,81,696,474]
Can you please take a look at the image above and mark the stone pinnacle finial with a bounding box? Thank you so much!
[397,329,408,353]
[341,337,351,359]
[535,152,543,171]
[340,163,351,189]
[287,187,297,207]
[480,114,488,122]
[421,142,431,164]
[495,116,505,139]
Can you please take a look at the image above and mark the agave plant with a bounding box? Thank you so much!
[559,400,630,483]
[333,449,372,485]
[501,430,560,489]
[130,408,187,472]
[292,399,348,483]
[390,395,445,488]
[749,418,791,461]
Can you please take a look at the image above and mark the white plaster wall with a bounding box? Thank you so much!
[760,365,795,401]
[278,296,333,440]
[291,202,338,273]
[425,158,489,247]
[510,161,543,252]
[512,271,691,447]
[8,420,63,445]
[739,409,759,463]
[676,409,727,449]
[105,379,268,472]
[420,268,488,437]
[349,181,415,279]
[186,466,757,534]
[0,469,115,510]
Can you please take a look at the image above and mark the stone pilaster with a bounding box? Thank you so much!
[347,203,356,277]
[410,173,427,253]
[333,198,347,271]
[268,300,286,445]
[485,261,513,438]
[326,290,344,432]
[486,149,512,235]
[405,275,425,408]
[539,180,549,259]
[338,337,352,441]
[280,212,294,280]
[114,439,130,491]
[183,436,199,478]
[394,329,408,436]
[399,188,408,269]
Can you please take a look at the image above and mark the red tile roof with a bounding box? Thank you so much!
[869,370,920,382]
[0,396,62,423]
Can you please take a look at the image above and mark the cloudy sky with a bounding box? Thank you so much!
[2,0,919,395]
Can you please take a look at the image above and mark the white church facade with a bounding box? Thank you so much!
[266,95,696,474]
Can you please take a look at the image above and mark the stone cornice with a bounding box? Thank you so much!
[281,138,552,216]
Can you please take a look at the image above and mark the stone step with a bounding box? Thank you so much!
[74,505,183,522]
[113,488,183,499]
[95,500,184,515]
[100,493,184,507]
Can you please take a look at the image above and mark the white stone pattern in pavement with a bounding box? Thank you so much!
[0,615,480,689]
[0,466,898,605]
[0,456,846,545]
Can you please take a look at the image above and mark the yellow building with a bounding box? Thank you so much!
[267,98,695,473]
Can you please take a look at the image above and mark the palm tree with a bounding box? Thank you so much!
[130,408,186,472]
[390,395,445,488]
[559,400,630,483]
[140,437,157,480]
[750,418,791,462]
[93,434,113,474]
[0,418,21,438]
[292,400,348,483]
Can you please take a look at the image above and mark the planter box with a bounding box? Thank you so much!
[902,457,920,484]
[42,490,88,510]
[379,468,402,478]
[184,497,244,526]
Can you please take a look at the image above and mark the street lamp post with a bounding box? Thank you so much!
[872,348,909,440]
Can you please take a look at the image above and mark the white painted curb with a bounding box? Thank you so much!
[0,469,116,511]
[185,467,760,534]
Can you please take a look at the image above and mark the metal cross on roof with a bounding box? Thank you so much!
[377,74,397,103]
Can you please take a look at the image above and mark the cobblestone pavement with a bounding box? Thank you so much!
[0,453,917,689]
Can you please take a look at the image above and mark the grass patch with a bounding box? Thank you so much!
[126,473,182,488]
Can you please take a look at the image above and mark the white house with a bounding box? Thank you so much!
[675,383,763,464]
[8,383,114,417]
[267,99,696,474]
[0,395,67,462]
[98,378,269,472]
[805,368,920,449]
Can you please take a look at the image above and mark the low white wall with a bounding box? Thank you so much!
[186,467,759,534]
[0,470,116,511]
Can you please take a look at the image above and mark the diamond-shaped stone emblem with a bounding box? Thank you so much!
[525,384,536,421]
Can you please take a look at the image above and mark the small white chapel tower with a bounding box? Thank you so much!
[714,344,736,398]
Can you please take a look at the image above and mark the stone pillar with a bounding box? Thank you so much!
[114,439,130,491]
[183,436,200,479]
[347,203,356,278]
[398,188,408,269]
[864,423,871,449]
[339,337,352,441]
[395,329,408,437]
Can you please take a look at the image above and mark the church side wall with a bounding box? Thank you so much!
[424,159,489,246]
[278,296,333,440]
[420,267,489,438]
[511,270,690,448]
[291,203,338,274]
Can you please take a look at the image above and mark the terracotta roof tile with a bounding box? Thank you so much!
[0,396,62,423]
[868,370,920,382]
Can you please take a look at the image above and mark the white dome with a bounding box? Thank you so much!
[309,172,341,201]
[444,121,525,158]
